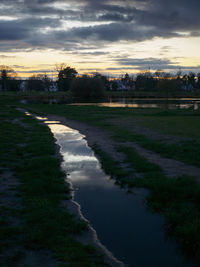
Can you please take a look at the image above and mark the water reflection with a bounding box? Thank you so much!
[21,97,200,110]
[46,121,194,267]
[36,116,48,120]
[45,120,60,124]
[70,98,200,110]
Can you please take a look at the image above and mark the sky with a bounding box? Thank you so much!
[0,0,200,78]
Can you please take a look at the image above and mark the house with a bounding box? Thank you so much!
[109,79,136,91]
[19,80,58,92]
[116,80,136,91]
[181,83,194,91]
[49,82,58,92]
[19,80,28,91]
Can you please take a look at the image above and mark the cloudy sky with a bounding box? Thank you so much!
[0,0,200,77]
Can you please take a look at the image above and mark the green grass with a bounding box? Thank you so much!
[0,105,106,266]
[137,115,200,139]
[111,126,200,167]
[2,96,200,263]
[94,144,200,260]
[23,103,200,166]
[93,145,131,178]
[114,127,200,167]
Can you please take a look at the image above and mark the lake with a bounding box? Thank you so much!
[21,97,200,110]
[70,98,200,109]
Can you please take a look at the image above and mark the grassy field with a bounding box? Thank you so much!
[0,104,106,266]
[21,102,200,263]
[93,144,200,259]
[1,95,200,264]
[23,104,200,167]
[135,115,200,139]
[1,89,200,100]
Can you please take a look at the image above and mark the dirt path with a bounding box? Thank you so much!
[125,142,200,179]
[108,118,195,145]
[47,114,200,181]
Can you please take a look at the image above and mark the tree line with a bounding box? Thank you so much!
[1,64,200,98]
[0,64,108,100]
[135,71,200,91]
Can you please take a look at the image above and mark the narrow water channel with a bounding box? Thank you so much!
[44,119,194,267]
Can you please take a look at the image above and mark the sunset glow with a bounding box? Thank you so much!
[0,0,199,78]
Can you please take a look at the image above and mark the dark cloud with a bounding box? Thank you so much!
[54,22,179,43]
[0,18,60,42]
[75,51,107,56]
[106,67,136,70]
[17,69,56,73]
[0,0,198,58]
[0,20,30,41]
[115,57,200,71]
[190,31,200,37]
[117,57,173,67]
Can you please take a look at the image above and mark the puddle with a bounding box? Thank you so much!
[20,112,194,266]
[41,120,196,267]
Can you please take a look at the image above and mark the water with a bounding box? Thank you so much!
[45,120,194,267]
[21,97,200,109]
[70,98,200,109]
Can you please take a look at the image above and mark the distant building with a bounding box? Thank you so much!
[19,80,58,92]
[49,82,58,92]
[109,79,135,91]
[19,80,28,91]
[181,82,194,91]
[116,80,135,90]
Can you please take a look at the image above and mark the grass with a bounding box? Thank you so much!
[93,144,200,261]
[111,126,200,167]
[136,115,200,139]
[0,104,106,266]
[16,102,200,260]
[93,145,131,179]
[1,95,200,264]
[1,89,200,99]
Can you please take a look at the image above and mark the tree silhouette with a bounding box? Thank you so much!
[197,73,200,89]
[188,72,196,88]
[56,64,77,91]
[71,75,105,100]
[0,65,18,91]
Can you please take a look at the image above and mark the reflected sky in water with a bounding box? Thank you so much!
[72,102,200,109]
[36,116,48,120]
[45,120,60,124]
[47,121,195,267]
[70,99,200,110]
